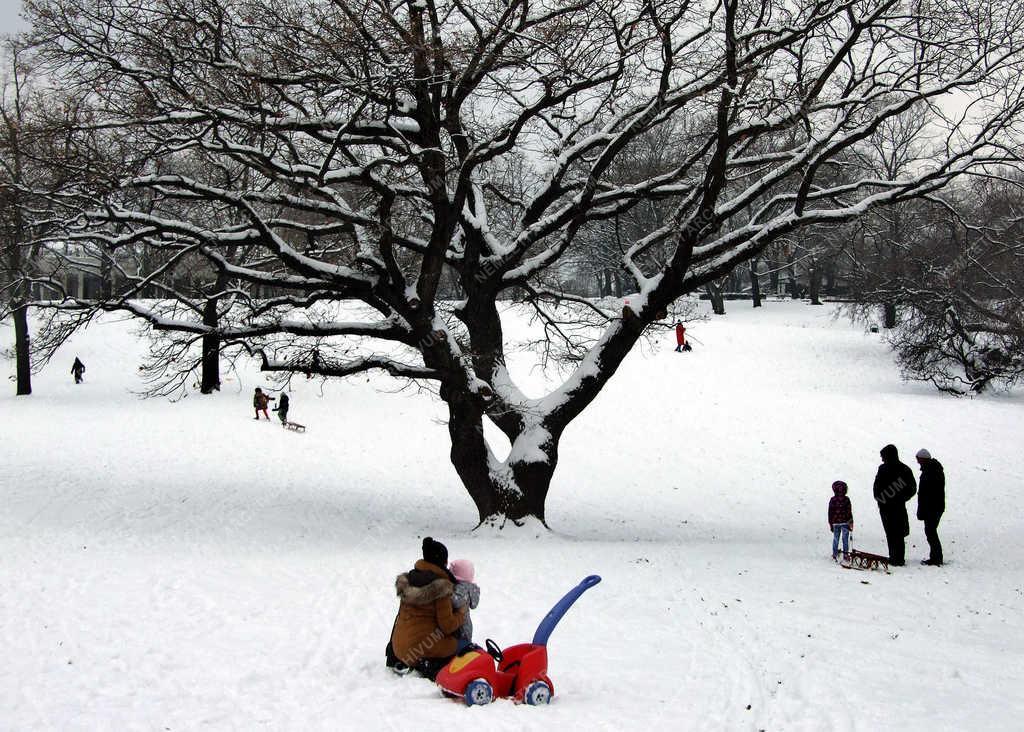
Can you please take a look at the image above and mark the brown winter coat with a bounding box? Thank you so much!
[390,560,466,665]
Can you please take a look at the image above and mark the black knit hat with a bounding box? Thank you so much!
[422,537,448,568]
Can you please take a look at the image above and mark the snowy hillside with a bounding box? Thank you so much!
[2,301,1023,731]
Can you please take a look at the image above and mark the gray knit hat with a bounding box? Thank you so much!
[916,448,931,460]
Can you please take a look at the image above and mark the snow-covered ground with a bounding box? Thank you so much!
[2,301,1022,731]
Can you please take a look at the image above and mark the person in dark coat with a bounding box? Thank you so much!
[873,444,917,566]
[386,537,465,679]
[71,357,86,384]
[915,448,945,566]
[272,393,290,424]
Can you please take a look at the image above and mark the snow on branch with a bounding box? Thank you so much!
[259,352,440,381]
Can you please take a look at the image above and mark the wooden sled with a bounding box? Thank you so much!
[283,421,306,433]
[842,550,889,572]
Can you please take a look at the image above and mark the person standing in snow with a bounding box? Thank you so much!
[873,444,916,566]
[71,357,86,384]
[915,449,945,566]
[828,480,854,560]
[448,558,480,651]
[387,537,465,679]
[674,321,691,352]
[272,393,290,425]
[253,387,273,420]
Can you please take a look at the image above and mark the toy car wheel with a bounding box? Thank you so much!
[523,680,552,706]
[389,661,413,677]
[464,679,493,706]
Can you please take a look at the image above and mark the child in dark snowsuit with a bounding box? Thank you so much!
[448,559,480,651]
[828,480,854,560]
[253,388,273,420]
[272,393,290,424]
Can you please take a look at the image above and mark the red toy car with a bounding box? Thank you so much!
[435,575,601,706]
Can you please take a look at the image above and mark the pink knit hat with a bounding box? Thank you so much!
[449,559,475,583]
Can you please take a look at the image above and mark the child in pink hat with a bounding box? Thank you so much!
[449,559,480,650]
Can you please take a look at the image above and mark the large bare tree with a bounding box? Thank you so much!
[849,178,1024,393]
[0,40,37,395]
[2,38,99,394]
[24,0,1024,523]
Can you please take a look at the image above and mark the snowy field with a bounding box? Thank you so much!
[2,300,1023,731]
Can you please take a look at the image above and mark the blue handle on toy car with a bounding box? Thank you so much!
[532,575,602,646]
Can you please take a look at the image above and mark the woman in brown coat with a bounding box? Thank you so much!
[388,538,466,677]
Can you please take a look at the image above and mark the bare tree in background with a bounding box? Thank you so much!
[121,153,279,397]
[24,0,1024,523]
[853,179,1024,393]
[848,108,935,325]
[0,40,38,395]
[1,39,100,394]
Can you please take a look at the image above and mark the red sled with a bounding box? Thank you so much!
[435,574,601,706]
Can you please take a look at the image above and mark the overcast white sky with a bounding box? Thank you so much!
[1,0,27,36]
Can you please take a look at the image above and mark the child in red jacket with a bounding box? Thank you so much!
[828,480,854,560]
[674,321,691,352]
[253,387,273,420]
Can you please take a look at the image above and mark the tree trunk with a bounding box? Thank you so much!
[506,447,556,523]
[100,254,113,300]
[447,394,497,520]
[12,300,32,396]
[706,283,725,315]
[727,269,743,293]
[750,262,762,308]
[884,302,897,328]
[769,260,780,294]
[809,265,822,305]
[199,295,221,393]
[446,393,557,525]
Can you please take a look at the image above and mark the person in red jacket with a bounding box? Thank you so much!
[253,387,274,420]
[674,321,691,352]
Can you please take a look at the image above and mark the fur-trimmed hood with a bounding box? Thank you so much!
[395,560,454,606]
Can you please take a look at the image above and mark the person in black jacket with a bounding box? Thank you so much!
[71,357,86,384]
[915,449,945,566]
[272,393,290,425]
[873,444,917,566]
